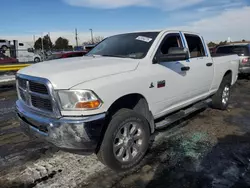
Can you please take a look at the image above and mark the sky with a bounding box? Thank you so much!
[1,0,250,45]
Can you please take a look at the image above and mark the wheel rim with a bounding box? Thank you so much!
[35,58,39,62]
[222,85,230,105]
[113,121,145,163]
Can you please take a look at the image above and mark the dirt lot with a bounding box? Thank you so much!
[0,79,250,188]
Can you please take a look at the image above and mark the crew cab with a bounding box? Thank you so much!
[16,30,239,171]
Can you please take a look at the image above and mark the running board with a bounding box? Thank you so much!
[155,98,212,129]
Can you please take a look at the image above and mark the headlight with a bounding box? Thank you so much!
[57,90,102,111]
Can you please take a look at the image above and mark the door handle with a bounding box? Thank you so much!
[206,63,213,67]
[181,66,190,71]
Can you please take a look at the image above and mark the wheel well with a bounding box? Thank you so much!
[108,94,146,115]
[107,93,154,132]
[224,70,232,84]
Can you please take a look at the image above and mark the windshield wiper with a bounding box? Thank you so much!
[101,54,129,58]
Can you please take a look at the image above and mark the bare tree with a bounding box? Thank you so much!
[83,36,104,45]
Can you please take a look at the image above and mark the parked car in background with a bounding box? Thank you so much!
[60,51,87,59]
[0,53,18,64]
[0,39,10,51]
[46,52,64,61]
[84,44,96,52]
[16,30,239,171]
[17,43,41,63]
[216,43,250,75]
[209,47,217,55]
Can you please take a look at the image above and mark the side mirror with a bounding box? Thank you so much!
[153,47,189,63]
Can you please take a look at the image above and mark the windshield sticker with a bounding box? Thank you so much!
[136,36,153,43]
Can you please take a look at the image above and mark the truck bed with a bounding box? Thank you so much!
[210,54,239,93]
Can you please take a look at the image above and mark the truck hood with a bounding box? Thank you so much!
[18,56,139,89]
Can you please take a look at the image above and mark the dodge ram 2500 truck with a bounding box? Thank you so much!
[16,30,239,171]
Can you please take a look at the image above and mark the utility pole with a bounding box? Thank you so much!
[90,29,94,44]
[41,33,44,61]
[33,35,36,46]
[48,32,51,51]
[75,28,79,47]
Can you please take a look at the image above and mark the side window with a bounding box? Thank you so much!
[184,34,205,58]
[159,34,183,55]
[19,43,24,46]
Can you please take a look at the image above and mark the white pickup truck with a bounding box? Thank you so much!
[16,30,239,171]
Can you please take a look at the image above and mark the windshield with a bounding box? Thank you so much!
[87,32,159,59]
[216,45,250,56]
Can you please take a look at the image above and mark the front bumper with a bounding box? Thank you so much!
[16,100,106,153]
[239,67,250,74]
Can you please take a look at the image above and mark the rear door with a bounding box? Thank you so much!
[182,33,214,98]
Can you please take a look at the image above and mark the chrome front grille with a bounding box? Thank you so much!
[29,81,49,95]
[31,95,53,111]
[18,78,27,89]
[16,75,60,117]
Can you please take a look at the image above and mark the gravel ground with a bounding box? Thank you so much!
[0,79,250,188]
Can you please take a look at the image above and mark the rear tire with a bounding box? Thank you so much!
[212,75,231,110]
[97,109,150,172]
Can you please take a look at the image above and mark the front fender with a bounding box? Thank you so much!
[63,71,152,117]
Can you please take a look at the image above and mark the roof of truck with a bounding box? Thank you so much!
[116,30,200,36]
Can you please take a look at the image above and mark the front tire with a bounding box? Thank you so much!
[97,109,150,172]
[34,57,40,63]
[212,75,231,110]
[1,45,8,51]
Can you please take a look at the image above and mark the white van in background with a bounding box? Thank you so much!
[16,42,41,63]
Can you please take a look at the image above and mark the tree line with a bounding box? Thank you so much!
[207,39,247,48]
[34,35,104,51]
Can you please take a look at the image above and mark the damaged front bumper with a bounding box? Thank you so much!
[16,100,106,154]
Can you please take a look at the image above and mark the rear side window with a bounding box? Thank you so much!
[0,40,6,43]
[216,45,249,56]
[184,34,205,58]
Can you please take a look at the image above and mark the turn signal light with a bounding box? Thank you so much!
[75,100,101,109]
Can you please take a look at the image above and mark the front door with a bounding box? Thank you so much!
[149,32,193,117]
